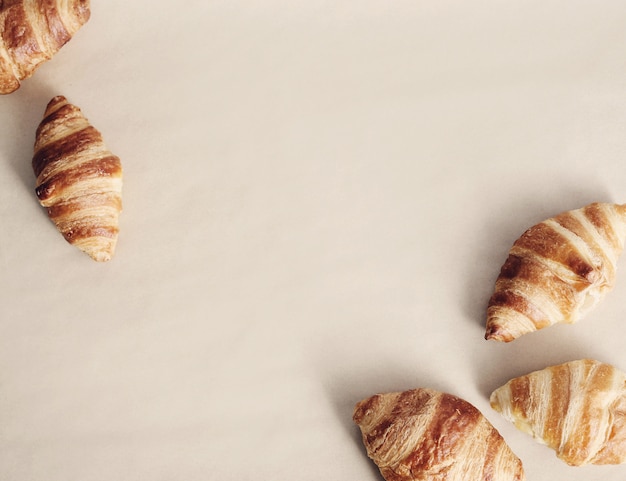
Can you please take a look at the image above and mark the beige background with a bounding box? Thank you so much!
[2,1,626,479]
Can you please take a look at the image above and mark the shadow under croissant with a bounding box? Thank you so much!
[472,323,606,402]
[317,353,453,459]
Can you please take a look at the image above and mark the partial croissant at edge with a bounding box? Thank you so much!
[0,0,90,94]
[490,359,626,466]
[33,95,122,262]
[353,388,525,481]
[485,202,626,342]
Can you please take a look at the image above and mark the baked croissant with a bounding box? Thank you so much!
[490,359,626,466]
[353,388,525,481]
[33,95,122,262]
[485,202,626,342]
[0,0,90,94]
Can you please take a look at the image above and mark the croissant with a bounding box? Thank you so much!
[485,202,626,342]
[353,388,525,481]
[0,0,90,94]
[33,95,122,262]
[490,359,626,466]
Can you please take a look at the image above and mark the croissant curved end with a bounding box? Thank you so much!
[485,325,516,342]
[0,66,20,94]
[89,249,113,263]
[45,95,70,116]
[485,305,540,342]
[485,313,528,342]
[68,0,91,32]
[616,203,626,217]
[71,231,118,262]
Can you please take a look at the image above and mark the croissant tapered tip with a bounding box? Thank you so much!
[485,323,515,342]
[89,250,113,262]
[64,226,119,262]
[616,203,626,217]
[73,0,91,21]
[45,95,70,115]
[61,0,91,34]
[489,391,499,408]
[48,94,67,105]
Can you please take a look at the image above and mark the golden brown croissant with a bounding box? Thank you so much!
[353,388,525,481]
[485,202,626,342]
[490,359,626,466]
[0,0,90,94]
[33,95,122,262]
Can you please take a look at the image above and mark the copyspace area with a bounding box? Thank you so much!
[1,1,626,480]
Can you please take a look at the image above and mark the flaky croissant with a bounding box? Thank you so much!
[33,95,122,262]
[490,359,626,466]
[485,202,626,342]
[353,388,525,481]
[0,0,90,94]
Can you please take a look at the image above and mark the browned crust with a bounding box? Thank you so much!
[32,95,122,261]
[59,223,118,243]
[553,210,611,266]
[485,252,579,341]
[46,192,121,219]
[544,364,570,449]
[33,125,103,177]
[584,203,621,252]
[513,222,596,281]
[36,0,73,48]
[493,359,626,466]
[0,46,18,91]
[35,154,121,202]
[34,99,82,145]
[485,202,626,341]
[1,4,42,79]
[488,290,549,328]
[354,389,525,481]
[0,0,90,94]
